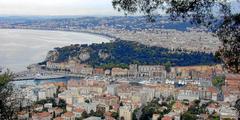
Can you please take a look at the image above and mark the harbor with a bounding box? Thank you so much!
[13,71,86,81]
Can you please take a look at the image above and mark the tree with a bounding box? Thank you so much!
[164,61,171,73]
[85,99,90,103]
[212,75,225,88]
[58,99,66,110]
[181,112,197,120]
[112,0,240,73]
[81,111,89,118]
[235,99,240,119]
[0,71,19,120]
[216,14,240,73]
[111,112,119,119]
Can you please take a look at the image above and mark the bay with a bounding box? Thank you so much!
[0,29,110,72]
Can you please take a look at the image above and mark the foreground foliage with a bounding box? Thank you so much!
[0,71,17,120]
[112,0,240,73]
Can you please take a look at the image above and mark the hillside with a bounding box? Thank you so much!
[45,40,220,69]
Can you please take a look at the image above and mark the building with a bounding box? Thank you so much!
[119,106,132,120]
[169,65,223,80]
[46,61,68,71]
[32,112,52,120]
[73,102,98,114]
[83,117,102,120]
[73,108,85,118]
[141,87,155,102]
[153,84,176,98]
[111,68,128,77]
[152,114,160,120]
[54,117,64,120]
[38,84,57,100]
[61,112,75,120]
[70,63,93,75]
[172,101,188,114]
[225,74,240,91]
[17,111,29,120]
[207,103,219,114]
[93,68,105,75]
[220,106,238,120]
[128,64,138,77]
[107,84,117,96]
[138,65,166,78]
[34,104,43,112]
[177,85,199,101]
[80,65,93,75]
[93,94,119,106]
[38,90,46,100]
[54,107,64,117]
[207,87,218,101]
[161,116,172,120]
[105,69,111,76]
[44,103,53,109]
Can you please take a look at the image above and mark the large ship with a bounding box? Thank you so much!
[34,73,65,80]
[13,73,66,81]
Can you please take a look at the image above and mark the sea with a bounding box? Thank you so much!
[0,29,110,72]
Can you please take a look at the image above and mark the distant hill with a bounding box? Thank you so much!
[45,40,220,69]
[0,16,194,31]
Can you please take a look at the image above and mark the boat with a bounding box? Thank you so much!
[34,74,65,80]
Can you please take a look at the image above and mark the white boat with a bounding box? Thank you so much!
[34,74,65,80]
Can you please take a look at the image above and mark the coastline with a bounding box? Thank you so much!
[0,28,116,41]
[0,28,113,73]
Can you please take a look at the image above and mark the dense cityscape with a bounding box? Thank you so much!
[0,16,220,52]
[4,18,238,119]
[12,61,240,120]
[0,0,240,120]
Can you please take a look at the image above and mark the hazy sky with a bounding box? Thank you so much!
[0,0,122,16]
[0,0,239,16]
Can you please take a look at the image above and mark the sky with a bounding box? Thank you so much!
[0,0,239,16]
[0,0,122,16]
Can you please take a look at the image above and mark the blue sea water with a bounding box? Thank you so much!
[11,77,82,86]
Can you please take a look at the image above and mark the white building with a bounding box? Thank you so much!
[177,89,199,101]
[73,102,98,114]
[220,106,238,120]
[38,90,46,100]
[119,106,133,120]
[107,84,117,96]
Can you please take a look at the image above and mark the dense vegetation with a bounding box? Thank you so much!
[212,75,225,88]
[0,71,18,120]
[50,40,219,68]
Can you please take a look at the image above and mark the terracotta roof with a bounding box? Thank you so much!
[54,107,63,113]
[54,117,64,120]
[74,108,85,113]
[105,111,112,116]
[63,112,74,117]
[207,87,217,93]
[226,74,240,80]
[67,80,79,87]
[105,116,116,120]
[208,103,219,109]
[162,116,172,120]
[38,112,51,118]
[54,82,65,87]
[173,101,185,110]
[18,111,28,115]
